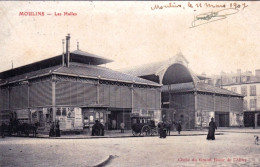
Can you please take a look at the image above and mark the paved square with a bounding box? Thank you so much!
[0,132,259,167]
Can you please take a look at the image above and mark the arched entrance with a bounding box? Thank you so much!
[162,63,198,85]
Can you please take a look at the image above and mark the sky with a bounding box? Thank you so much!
[0,1,259,76]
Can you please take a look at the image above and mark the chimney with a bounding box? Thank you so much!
[65,34,71,67]
[237,69,241,83]
[62,39,65,66]
[256,69,260,77]
[237,69,241,75]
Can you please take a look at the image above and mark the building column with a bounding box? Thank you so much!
[131,83,134,113]
[123,109,125,123]
[168,87,171,122]
[97,78,100,104]
[27,82,30,123]
[8,86,10,111]
[52,75,56,122]
[213,94,216,115]
[159,88,162,122]
[255,113,258,129]
[194,91,198,128]
[27,82,30,109]
[146,85,148,111]
[229,96,231,127]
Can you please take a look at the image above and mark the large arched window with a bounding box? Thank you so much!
[162,63,195,85]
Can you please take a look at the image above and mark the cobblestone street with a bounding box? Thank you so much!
[0,131,259,167]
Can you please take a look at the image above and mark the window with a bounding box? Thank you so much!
[242,76,247,82]
[62,108,67,116]
[250,85,256,96]
[56,108,61,116]
[241,86,247,96]
[231,87,237,93]
[250,99,256,109]
[243,100,247,110]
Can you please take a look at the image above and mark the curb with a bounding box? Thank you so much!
[34,133,224,139]
[217,131,260,134]
[92,155,113,167]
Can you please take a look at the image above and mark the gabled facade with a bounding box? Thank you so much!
[0,35,161,132]
[122,52,244,129]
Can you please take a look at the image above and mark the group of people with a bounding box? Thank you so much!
[158,120,182,138]
[49,120,60,137]
[48,117,217,140]
[91,120,105,136]
[106,119,117,130]
[157,118,217,140]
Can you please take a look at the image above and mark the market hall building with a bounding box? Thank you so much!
[0,35,161,132]
[122,53,244,129]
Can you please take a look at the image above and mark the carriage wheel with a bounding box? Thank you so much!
[141,125,151,136]
[132,130,140,136]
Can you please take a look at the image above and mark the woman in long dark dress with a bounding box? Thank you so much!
[55,120,60,137]
[49,122,55,137]
[158,122,167,138]
[177,120,182,134]
[207,118,217,140]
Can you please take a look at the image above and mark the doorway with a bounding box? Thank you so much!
[215,112,229,127]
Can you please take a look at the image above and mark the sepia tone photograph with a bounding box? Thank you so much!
[0,1,259,166]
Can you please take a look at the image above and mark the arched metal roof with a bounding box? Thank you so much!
[122,52,199,85]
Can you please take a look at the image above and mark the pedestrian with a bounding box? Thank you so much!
[177,120,182,134]
[49,122,55,137]
[166,121,172,136]
[55,120,60,137]
[120,122,125,133]
[92,120,104,136]
[91,120,98,136]
[207,117,217,140]
[158,122,167,138]
[108,119,112,130]
[112,119,116,130]
[100,122,105,136]
[1,122,6,138]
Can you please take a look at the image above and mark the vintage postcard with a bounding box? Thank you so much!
[0,1,259,167]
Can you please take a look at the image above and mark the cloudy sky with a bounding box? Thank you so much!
[0,1,259,76]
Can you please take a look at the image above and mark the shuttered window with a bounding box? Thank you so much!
[197,94,214,111]
[56,81,97,106]
[29,81,52,107]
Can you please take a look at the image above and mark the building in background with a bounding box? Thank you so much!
[0,34,161,132]
[210,69,260,128]
[122,53,244,129]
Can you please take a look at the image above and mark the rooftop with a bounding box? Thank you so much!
[121,53,201,85]
[0,49,113,80]
[162,82,243,97]
[0,62,161,87]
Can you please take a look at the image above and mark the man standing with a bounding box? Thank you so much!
[1,122,6,138]
[112,119,116,130]
[120,122,125,133]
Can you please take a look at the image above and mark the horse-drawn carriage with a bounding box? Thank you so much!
[1,119,38,137]
[131,115,158,136]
